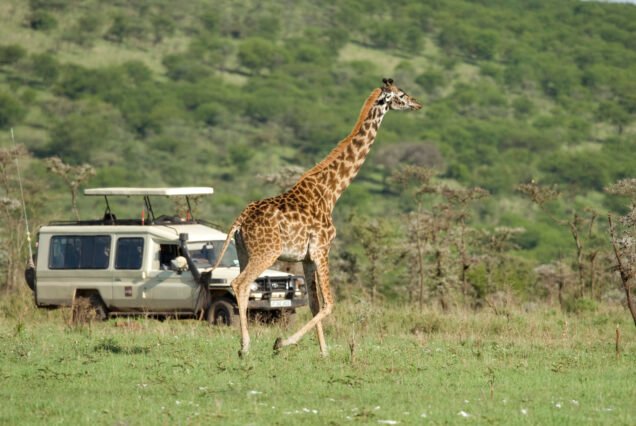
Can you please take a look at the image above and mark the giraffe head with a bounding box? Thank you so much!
[380,78,422,111]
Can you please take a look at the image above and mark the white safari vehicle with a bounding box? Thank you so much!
[25,187,307,325]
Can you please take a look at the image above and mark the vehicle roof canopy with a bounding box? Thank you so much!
[84,187,214,197]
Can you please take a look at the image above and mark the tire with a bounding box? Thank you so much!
[207,299,238,326]
[274,309,297,327]
[71,294,108,324]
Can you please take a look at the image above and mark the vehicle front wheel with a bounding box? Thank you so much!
[206,299,238,326]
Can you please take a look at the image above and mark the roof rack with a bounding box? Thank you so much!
[83,187,214,223]
[84,187,214,197]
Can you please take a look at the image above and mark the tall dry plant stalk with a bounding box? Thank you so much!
[0,145,30,291]
[46,157,95,221]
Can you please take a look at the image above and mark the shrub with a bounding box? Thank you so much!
[0,45,26,66]
[162,54,209,82]
[196,102,225,126]
[0,92,25,129]
[104,14,146,43]
[564,297,597,314]
[30,53,59,86]
[415,70,445,95]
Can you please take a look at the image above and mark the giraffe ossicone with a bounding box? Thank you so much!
[209,79,422,357]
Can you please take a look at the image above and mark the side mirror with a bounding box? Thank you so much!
[171,256,188,273]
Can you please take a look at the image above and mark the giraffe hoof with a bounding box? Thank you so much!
[273,337,284,352]
[238,349,248,358]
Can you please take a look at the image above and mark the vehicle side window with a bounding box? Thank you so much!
[115,238,144,270]
[159,244,179,270]
[49,236,111,269]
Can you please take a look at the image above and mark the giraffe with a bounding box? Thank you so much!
[208,78,422,356]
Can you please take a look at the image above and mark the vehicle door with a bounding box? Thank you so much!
[144,242,198,311]
[111,236,150,310]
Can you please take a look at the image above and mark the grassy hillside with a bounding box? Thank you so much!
[1,0,636,303]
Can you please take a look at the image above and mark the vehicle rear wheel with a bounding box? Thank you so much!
[71,294,108,324]
[207,299,238,326]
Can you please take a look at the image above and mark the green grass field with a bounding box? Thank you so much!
[1,296,635,425]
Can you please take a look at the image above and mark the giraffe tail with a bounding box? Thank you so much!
[201,215,243,274]
[194,214,245,319]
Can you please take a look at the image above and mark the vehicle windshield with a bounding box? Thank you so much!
[188,241,239,268]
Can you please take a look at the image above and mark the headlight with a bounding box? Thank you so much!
[293,276,305,288]
[249,282,259,292]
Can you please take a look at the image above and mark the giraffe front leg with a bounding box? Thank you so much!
[231,275,250,357]
[237,286,251,357]
[231,260,273,357]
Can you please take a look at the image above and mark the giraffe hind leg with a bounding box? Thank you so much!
[302,260,327,355]
[276,249,333,356]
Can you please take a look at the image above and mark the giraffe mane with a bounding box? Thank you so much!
[298,87,383,180]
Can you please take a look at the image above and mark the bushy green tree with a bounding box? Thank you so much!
[27,10,58,31]
[237,38,289,74]
[0,45,26,66]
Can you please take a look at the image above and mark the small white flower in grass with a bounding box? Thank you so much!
[520,408,528,415]
[175,400,181,405]
[458,411,471,418]
[248,390,262,396]
[571,400,579,406]
[378,421,399,425]
[555,402,562,408]
[420,413,428,418]
[374,406,381,410]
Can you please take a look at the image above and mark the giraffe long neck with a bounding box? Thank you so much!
[296,89,389,210]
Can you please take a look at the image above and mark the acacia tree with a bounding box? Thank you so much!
[606,178,636,326]
[392,166,439,308]
[478,226,526,300]
[393,166,488,309]
[517,180,605,299]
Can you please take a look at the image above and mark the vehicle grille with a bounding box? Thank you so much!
[254,276,294,293]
